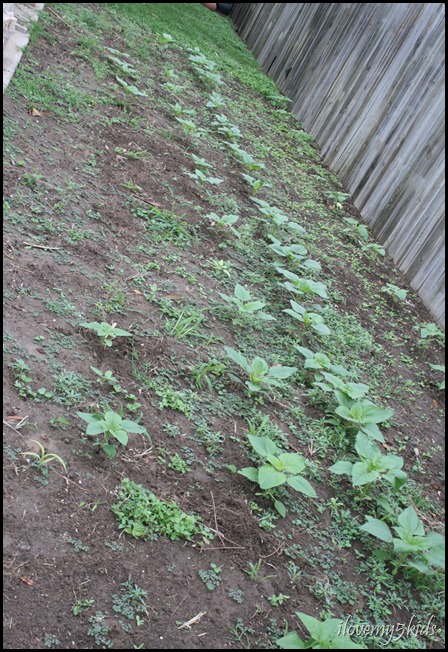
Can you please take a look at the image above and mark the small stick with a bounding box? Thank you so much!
[3,420,24,436]
[260,543,285,559]
[23,242,60,251]
[177,611,207,630]
[210,492,224,545]
[52,469,89,492]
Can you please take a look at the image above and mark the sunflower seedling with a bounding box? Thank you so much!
[206,212,239,235]
[219,284,276,323]
[283,300,330,336]
[235,434,317,516]
[241,173,270,194]
[80,321,132,347]
[77,409,151,459]
[329,431,407,495]
[225,346,296,395]
[277,612,365,649]
[334,392,393,442]
[360,506,445,576]
[382,283,408,302]
[276,268,328,299]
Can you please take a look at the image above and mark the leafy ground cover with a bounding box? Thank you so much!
[3,3,445,649]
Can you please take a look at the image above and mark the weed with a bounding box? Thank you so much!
[112,478,210,541]
[72,599,95,616]
[198,563,222,591]
[87,612,113,649]
[267,593,290,606]
[21,440,67,473]
[67,536,90,553]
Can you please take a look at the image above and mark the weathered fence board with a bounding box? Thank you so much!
[232,3,445,326]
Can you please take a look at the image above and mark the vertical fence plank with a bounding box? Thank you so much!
[233,3,445,326]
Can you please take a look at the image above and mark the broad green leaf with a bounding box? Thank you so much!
[121,419,147,434]
[111,326,132,337]
[360,516,393,542]
[76,411,102,425]
[268,365,297,379]
[328,460,353,475]
[425,537,445,569]
[392,537,429,554]
[274,500,287,517]
[354,432,378,460]
[244,300,265,312]
[276,631,306,649]
[397,506,425,536]
[234,283,251,302]
[286,475,317,498]
[352,462,379,486]
[297,613,337,642]
[359,423,385,442]
[361,402,394,424]
[312,322,331,335]
[103,444,117,459]
[104,411,123,430]
[116,76,148,96]
[224,346,249,372]
[248,435,279,458]
[246,381,262,392]
[251,357,269,378]
[406,560,434,575]
[278,453,305,475]
[85,420,108,436]
[258,464,287,489]
[238,467,259,483]
[258,311,277,321]
[266,454,283,470]
[112,429,129,446]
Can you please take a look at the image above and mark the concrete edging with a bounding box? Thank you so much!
[3,3,45,93]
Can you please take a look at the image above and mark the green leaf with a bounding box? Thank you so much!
[268,365,297,379]
[328,460,353,475]
[234,284,251,302]
[103,444,117,459]
[352,461,379,486]
[121,419,147,434]
[258,465,287,489]
[112,429,129,446]
[251,357,269,378]
[359,423,385,442]
[360,516,393,542]
[286,475,317,498]
[361,402,394,424]
[115,76,148,96]
[278,453,305,475]
[297,613,334,642]
[85,419,108,436]
[354,431,378,460]
[397,506,425,536]
[248,435,279,458]
[238,467,259,483]
[224,346,249,372]
[276,632,306,649]
[274,500,287,517]
[244,300,265,312]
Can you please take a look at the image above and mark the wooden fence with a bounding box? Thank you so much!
[232,3,445,326]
